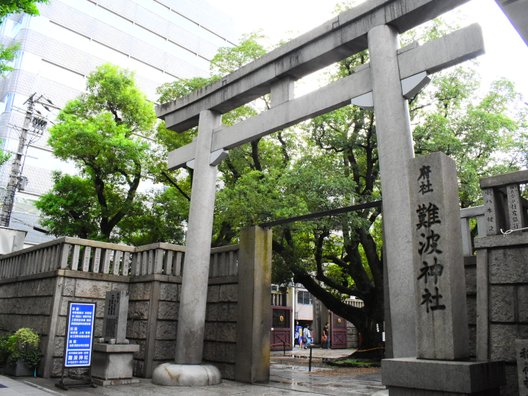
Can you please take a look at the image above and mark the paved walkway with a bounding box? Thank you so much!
[0,348,387,396]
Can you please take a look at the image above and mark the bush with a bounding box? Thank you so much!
[0,334,10,365]
[0,328,42,369]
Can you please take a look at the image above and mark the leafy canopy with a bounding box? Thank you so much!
[38,63,160,241]
[156,19,527,348]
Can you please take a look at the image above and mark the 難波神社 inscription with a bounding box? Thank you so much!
[416,166,446,314]
[410,153,469,360]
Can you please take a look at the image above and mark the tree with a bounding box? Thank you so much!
[37,63,158,241]
[35,172,99,239]
[158,26,526,350]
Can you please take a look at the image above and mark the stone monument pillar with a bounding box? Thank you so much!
[92,290,140,386]
[152,110,222,386]
[382,152,505,395]
[102,290,128,344]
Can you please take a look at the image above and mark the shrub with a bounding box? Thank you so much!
[0,328,42,369]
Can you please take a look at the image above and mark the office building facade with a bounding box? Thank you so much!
[0,0,238,244]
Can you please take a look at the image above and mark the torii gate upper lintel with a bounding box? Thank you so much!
[156,0,474,133]
[152,0,485,386]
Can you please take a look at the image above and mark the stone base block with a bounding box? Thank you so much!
[152,363,221,386]
[382,358,505,395]
[91,342,140,384]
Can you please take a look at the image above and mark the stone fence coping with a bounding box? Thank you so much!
[0,237,239,280]
[480,169,528,189]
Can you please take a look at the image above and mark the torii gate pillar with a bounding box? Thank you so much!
[152,110,222,386]
[368,25,416,357]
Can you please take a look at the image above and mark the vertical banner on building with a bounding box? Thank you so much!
[64,302,96,367]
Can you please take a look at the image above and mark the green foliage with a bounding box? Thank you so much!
[0,328,42,369]
[0,334,10,365]
[0,43,19,75]
[210,33,267,77]
[116,187,188,246]
[157,76,217,105]
[412,73,526,207]
[328,358,380,368]
[0,0,48,21]
[39,63,157,241]
[35,172,99,239]
[0,138,10,165]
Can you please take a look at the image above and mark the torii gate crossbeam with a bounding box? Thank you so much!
[157,0,473,133]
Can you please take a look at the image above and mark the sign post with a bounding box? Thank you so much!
[56,302,97,389]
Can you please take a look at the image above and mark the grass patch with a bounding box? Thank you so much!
[327,358,380,368]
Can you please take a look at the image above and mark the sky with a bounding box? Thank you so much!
[213,0,528,100]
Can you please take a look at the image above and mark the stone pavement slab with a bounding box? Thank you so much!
[0,348,387,396]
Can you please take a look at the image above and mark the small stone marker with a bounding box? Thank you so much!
[482,188,500,235]
[507,184,524,230]
[516,339,528,396]
[103,290,129,344]
[409,152,469,360]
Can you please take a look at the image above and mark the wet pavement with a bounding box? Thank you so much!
[0,348,387,395]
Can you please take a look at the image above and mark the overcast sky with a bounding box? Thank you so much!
[213,0,528,99]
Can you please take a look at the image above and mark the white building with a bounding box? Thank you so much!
[0,0,239,244]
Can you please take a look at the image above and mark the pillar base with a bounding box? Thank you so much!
[382,358,505,395]
[91,342,140,385]
[151,363,221,386]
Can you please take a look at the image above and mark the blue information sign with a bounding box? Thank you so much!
[64,302,96,368]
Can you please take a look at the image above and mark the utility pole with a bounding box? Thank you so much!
[0,93,52,227]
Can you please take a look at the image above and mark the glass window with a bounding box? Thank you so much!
[297,290,313,305]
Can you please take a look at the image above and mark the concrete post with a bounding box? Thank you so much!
[152,110,222,386]
[235,226,272,383]
[368,24,416,358]
[176,109,221,364]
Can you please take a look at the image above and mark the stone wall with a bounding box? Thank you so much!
[204,277,238,379]
[0,228,269,382]
[0,273,56,337]
[127,275,181,378]
[0,269,243,379]
[476,234,528,396]
[475,170,528,395]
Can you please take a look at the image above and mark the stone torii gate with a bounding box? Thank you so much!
[152,0,484,386]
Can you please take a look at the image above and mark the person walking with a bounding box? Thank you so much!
[303,326,312,348]
[295,322,302,348]
[322,322,330,349]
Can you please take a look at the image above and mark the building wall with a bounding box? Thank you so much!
[0,0,239,244]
